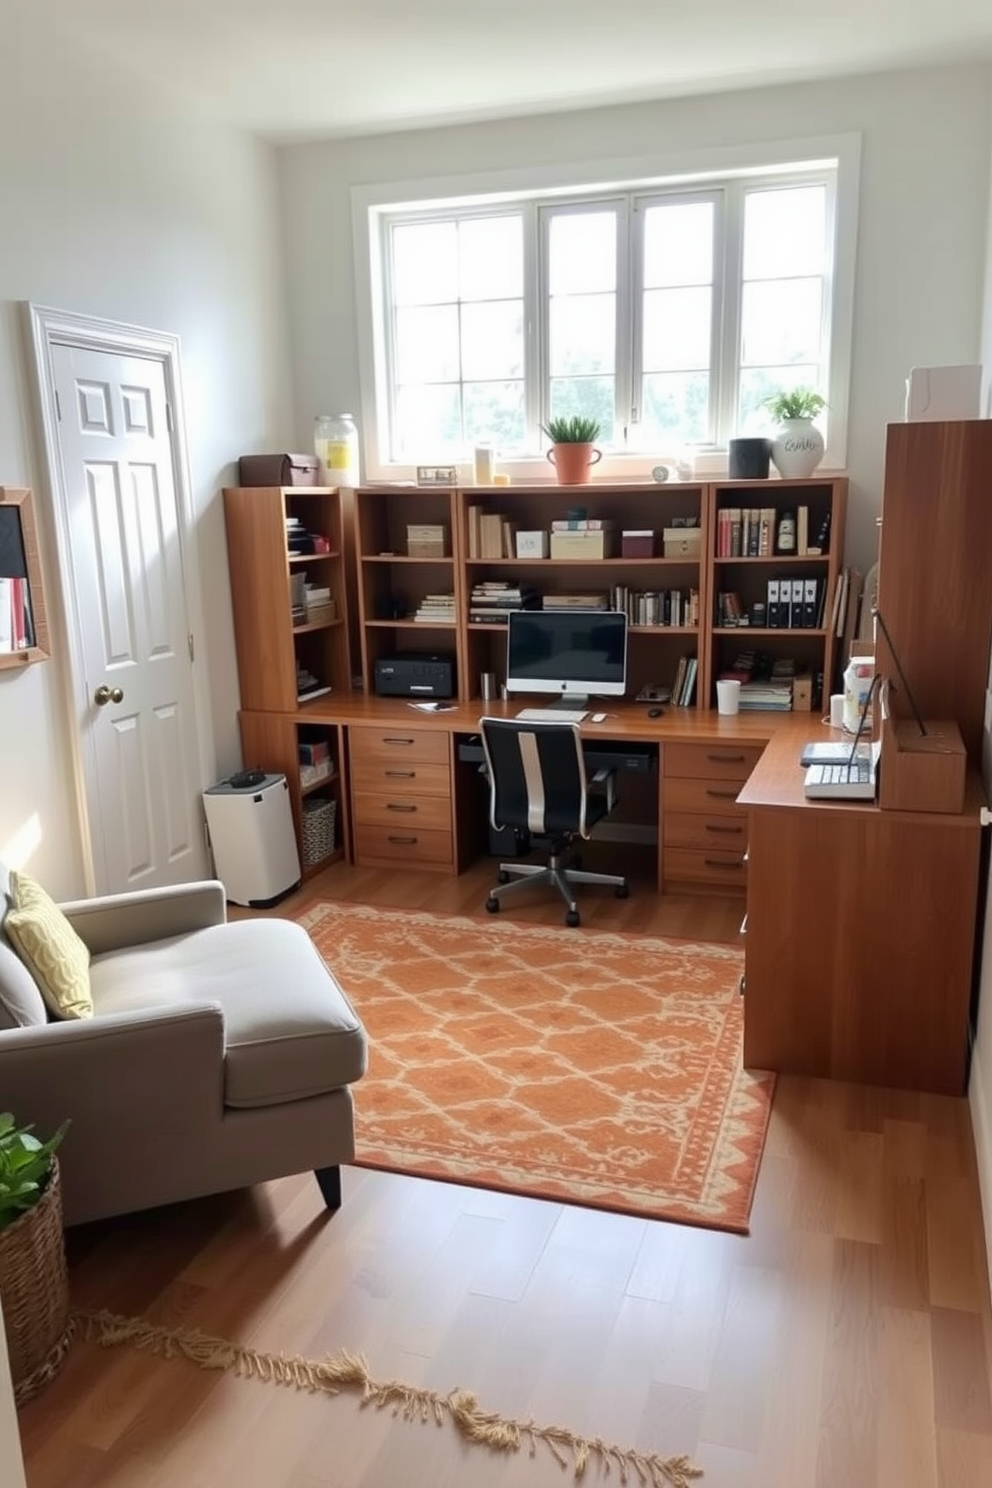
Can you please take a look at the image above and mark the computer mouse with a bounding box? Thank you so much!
[647,706,664,719]
[590,712,607,723]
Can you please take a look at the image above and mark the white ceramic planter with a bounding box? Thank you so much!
[770,418,824,478]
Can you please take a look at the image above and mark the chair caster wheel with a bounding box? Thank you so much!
[486,896,500,913]
[565,909,581,927]
[497,870,510,884]
[615,882,630,899]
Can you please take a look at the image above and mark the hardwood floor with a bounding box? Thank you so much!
[17,862,992,1487]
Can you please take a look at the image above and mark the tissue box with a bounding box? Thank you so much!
[621,531,655,558]
[515,531,549,559]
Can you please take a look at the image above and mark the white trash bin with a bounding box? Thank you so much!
[202,771,301,907]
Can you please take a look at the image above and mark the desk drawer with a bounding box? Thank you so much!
[353,791,452,832]
[664,776,747,816]
[664,743,762,782]
[354,822,454,868]
[664,846,747,887]
[351,758,450,796]
[664,811,748,851]
[350,725,449,766]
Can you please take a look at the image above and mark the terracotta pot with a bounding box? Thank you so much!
[546,443,602,485]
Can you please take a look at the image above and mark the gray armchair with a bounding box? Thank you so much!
[0,866,367,1226]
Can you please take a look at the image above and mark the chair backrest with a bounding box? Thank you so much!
[479,718,589,837]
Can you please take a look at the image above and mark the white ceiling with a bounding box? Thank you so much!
[18,0,992,141]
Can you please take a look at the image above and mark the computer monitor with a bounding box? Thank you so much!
[505,609,628,704]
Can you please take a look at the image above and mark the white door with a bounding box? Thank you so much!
[50,342,208,892]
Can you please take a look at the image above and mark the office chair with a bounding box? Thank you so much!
[479,717,629,927]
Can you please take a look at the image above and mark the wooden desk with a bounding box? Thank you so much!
[739,730,985,1095]
[240,697,986,1094]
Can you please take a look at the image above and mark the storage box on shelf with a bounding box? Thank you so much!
[457,482,711,706]
[708,477,847,716]
[354,487,461,695]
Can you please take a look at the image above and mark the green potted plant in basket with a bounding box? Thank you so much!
[0,1113,72,1404]
[541,414,603,485]
[762,387,827,478]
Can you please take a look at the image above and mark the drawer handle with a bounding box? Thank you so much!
[384,769,416,778]
[704,822,743,835]
[706,753,746,764]
[705,788,740,800]
[387,834,419,845]
[382,737,416,746]
[704,858,744,870]
[386,803,417,813]
[739,914,748,937]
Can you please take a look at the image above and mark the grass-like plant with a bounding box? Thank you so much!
[0,1113,67,1230]
[541,414,602,444]
[763,388,827,422]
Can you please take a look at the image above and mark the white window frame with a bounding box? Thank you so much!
[353,133,860,482]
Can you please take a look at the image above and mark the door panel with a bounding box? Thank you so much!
[52,343,206,892]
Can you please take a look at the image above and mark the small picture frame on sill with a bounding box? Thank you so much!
[416,465,458,487]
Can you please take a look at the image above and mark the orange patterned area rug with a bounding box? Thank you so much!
[301,903,775,1233]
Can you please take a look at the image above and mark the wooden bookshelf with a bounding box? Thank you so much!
[0,488,51,670]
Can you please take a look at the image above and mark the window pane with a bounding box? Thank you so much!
[464,381,526,451]
[741,279,822,367]
[550,293,615,377]
[643,201,713,287]
[459,216,523,300]
[392,222,458,305]
[743,186,826,280]
[395,305,460,383]
[549,376,615,442]
[641,372,710,444]
[737,365,820,434]
[549,211,616,294]
[643,286,711,371]
[394,383,461,458]
[461,301,524,380]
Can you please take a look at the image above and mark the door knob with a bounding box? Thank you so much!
[94,685,124,706]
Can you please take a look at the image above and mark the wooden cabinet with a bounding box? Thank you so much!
[0,488,50,670]
[661,741,760,893]
[876,420,992,766]
[348,724,454,871]
[708,476,847,713]
[223,485,353,877]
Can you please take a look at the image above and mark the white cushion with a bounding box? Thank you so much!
[90,918,366,1108]
[0,862,48,1029]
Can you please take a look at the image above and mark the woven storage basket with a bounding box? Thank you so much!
[301,797,337,867]
[0,1160,73,1404]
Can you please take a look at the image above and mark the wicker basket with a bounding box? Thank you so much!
[301,796,337,867]
[0,1160,73,1403]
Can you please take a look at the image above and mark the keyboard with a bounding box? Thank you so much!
[803,759,877,799]
[515,708,588,724]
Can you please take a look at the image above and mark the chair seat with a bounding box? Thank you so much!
[90,918,366,1109]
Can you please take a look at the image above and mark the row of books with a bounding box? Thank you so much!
[0,576,34,652]
[289,572,333,624]
[468,581,539,623]
[285,514,330,557]
[466,507,515,560]
[716,504,829,558]
[670,655,698,708]
[716,577,828,629]
[720,651,796,711]
[607,585,700,629]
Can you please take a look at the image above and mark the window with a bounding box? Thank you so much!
[360,144,855,476]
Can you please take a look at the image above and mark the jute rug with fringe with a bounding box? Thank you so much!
[301,903,774,1233]
[76,1309,702,1487]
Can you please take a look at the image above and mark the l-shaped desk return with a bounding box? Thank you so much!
[258,694,986,1094]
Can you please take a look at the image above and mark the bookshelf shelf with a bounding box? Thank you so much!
[713,554,826,566]
[292,616,346,636]
[364,619,457,630]
[713,626,831,638]
[289,550,339,565]
[361,555,455,565]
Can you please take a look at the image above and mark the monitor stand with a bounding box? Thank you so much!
[549,694,589,710]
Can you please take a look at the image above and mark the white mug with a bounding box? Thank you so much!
[716,679,741,716]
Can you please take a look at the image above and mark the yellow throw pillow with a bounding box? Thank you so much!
[5,870,93,1020]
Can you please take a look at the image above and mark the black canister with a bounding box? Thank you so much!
[728,437,771,480]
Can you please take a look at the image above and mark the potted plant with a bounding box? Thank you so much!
[763,388,827,478]
[541,414,603,485]
[0,1113,72,1403]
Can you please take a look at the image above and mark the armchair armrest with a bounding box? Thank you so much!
[0,1004,226,1135]
[59,880,227,954]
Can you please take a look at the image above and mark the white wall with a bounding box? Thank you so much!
[279,60,992,574]
[0,18,293,896]
[0,1296,25,1488]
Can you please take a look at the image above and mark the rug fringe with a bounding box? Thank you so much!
[74,1308,702,1486]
